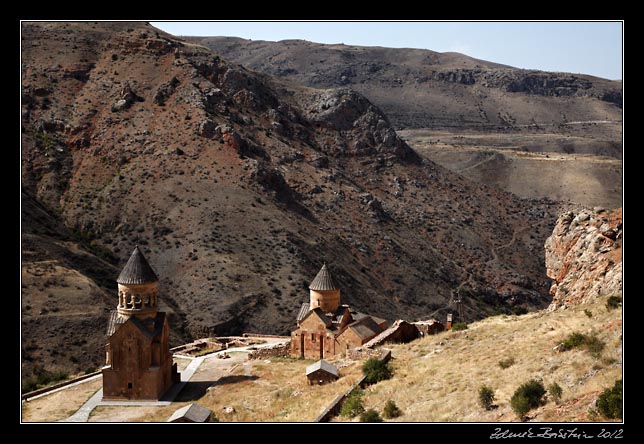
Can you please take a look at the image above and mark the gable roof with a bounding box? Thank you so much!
[117,246,158,285]
[309,263,339,291]
[306,360,339,377]
[300,307,333,328]
[167,403,212,423]
[107,312,166,340]
[347,316,383,341]
[105,310,125,337]
[296,302,310,324]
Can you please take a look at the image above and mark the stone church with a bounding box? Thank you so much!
[291,264,387,359]
[102,246,180,400]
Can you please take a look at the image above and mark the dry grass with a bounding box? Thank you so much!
[23,295,622,423]
[335,295,621,422]
[21,377,102,422]
[122,356,363,422]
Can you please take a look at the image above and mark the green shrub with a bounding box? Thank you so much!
[584,309,593,318]
[362,358,393,384]
[452,322,468,331]
[559,332,587,351]
[22,365,70,393]
[478,385,495,410]
[597,379,622,419]
[383,400,402,419]
[511,394,532,419]
[510,379,546,419]
[340,389,365,418]
[498,357,516,369]
[360,409,383,422]
[548,382,563,404]
[558,332,605,358]
[584,335,605,358]
[606,295,622,311]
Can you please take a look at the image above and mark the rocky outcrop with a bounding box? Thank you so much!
[545,208,622,310]
[303,88,420,163]
[111,81,144,112]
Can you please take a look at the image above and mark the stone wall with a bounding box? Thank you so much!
[247,341,291,360]
[346,346,391,361]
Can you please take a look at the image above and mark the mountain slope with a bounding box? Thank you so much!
[22,21,561,382]
[188,36,622,209]
[187,36,622,131]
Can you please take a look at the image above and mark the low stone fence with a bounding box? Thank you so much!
[243,333,291,339]
[313,348,391,422]
[346,346,392,361]
[22,370,102,401]
[247,341,291,360]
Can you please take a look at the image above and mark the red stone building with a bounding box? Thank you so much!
[102,246,180,400]
[291,264,387,359]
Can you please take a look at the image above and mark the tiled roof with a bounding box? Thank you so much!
[117,246,158,285]
[296,302,310,323]
[306,360,339,377]
[105,310,124,337]
[106,312,166,339]
[309,263,339,291]
[348,316,383,341]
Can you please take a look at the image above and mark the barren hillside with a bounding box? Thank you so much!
[190,36,622,208]
[22,22,561,384]
[188,36,622,132]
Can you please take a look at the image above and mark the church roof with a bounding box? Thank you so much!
[117,246,158,285]
[296,302,310,324]
[105,310,124,337]
[309,263,339,291]
[347,316,383,341]
[106,311,166,339]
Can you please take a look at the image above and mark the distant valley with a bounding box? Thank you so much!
[190,36,622,208]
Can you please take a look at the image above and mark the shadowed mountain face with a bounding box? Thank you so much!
[22,22,561,383]
[188,36,622,209]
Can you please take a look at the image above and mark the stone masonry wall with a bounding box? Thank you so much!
[247,341,291,360]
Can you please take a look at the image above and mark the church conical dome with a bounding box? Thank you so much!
[117,246,158,285]
[309,263,338,291]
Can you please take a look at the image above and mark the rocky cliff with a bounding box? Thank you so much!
[545,208,622,310]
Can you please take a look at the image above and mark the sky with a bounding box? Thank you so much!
[151,21,622,80]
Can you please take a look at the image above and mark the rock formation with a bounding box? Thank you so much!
[545,207,622,310]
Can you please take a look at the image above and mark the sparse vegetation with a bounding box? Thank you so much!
[451,322,468,331]
[548,382,563,404]
[559,332,605,358]
[584,309,593,318]
[606,295,622,311]
[362,358,393,384]
[510,379,546,419]
[382,400,402,419]
[597,379,622,419]
[559,332,586,351]
[360,409,383,422]
[340,389,365,418]
[498,357,516,369]
[478,385,495,410]
[23,367,69,392]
